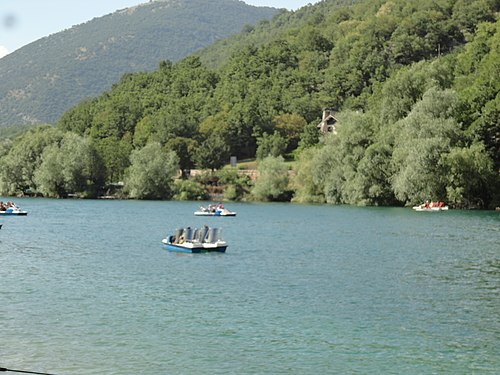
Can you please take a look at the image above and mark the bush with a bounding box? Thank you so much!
[251,155,292,201]
[173,179,208,201]
[216,168,252,200]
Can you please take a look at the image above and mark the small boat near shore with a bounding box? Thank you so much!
[0,201,28,216]
[413,201,448,211]
[162,226,228,253]
[194,204,236,217]
[0,208,28,216]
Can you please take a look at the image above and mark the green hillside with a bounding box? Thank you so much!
[196,0,361,68]
[0,0,277,126]
[0,0,498,209]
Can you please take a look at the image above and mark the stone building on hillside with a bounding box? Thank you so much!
[317,109,338,134]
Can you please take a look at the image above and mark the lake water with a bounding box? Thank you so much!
[1,198,499,375]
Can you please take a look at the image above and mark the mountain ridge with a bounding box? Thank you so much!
[0,0,278,126]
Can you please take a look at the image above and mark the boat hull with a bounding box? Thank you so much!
[0,211,28,216]
[194,211,236,217]
[412,206,449,211]
[163,243,227,253]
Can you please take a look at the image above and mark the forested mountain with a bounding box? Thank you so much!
[0,0,277,126]
[196,0,361,68]
[0,0,498,209]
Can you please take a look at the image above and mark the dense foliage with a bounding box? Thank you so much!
[0,0,498,208]
[0,0,277,125]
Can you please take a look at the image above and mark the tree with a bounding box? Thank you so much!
[273,113,307,152]
[94,137,133,183]
[251,155,291,201]
[194,135,230,171]
[323,15,394,109]
[297,122,320,151]
[196,107,232,168]
[0,126,64,195]
[34,133,104,198]
[124,143,179,199]
[353,142,396,206]
[150,105,197,143]
[440,142,497,208]
[33,144,65,198]
[89,94,142,140]
[391,87,461,205]
[372,59,455,124]
[57,98,97,135]
[455,20,500,169]
[452,0,497,40]
[165,137,199,176]
[300,110,376,205]
[256,132,288,160]
[390,9,459,65]
[291,146,325,203]
[198,108,230,139]
[133,115,154,148]
[295,25,333,52]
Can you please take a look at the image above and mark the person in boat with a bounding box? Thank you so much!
[2,201,19,212]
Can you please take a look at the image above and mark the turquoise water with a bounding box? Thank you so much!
[1,198,499,375]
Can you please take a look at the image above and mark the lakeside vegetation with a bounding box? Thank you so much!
[0,0,499,209]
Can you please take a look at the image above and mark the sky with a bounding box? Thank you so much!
[0,0,319,58]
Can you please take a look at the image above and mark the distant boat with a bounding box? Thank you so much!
[194,205,236,217]
[162,226,228,253]
[412,202,449,211]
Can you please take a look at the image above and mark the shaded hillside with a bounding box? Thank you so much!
[0,0,277,126]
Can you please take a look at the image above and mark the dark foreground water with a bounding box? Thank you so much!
[1,198,499,375]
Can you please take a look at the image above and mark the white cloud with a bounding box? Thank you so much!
[0,45,9,58]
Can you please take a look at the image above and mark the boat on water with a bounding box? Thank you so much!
[0,208,28,216]
[413,201,448,211]
[162,226,228,253]
[0,201,28,216]
[194,204,236,217]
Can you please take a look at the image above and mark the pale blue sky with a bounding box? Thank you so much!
[0,0,319,57]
